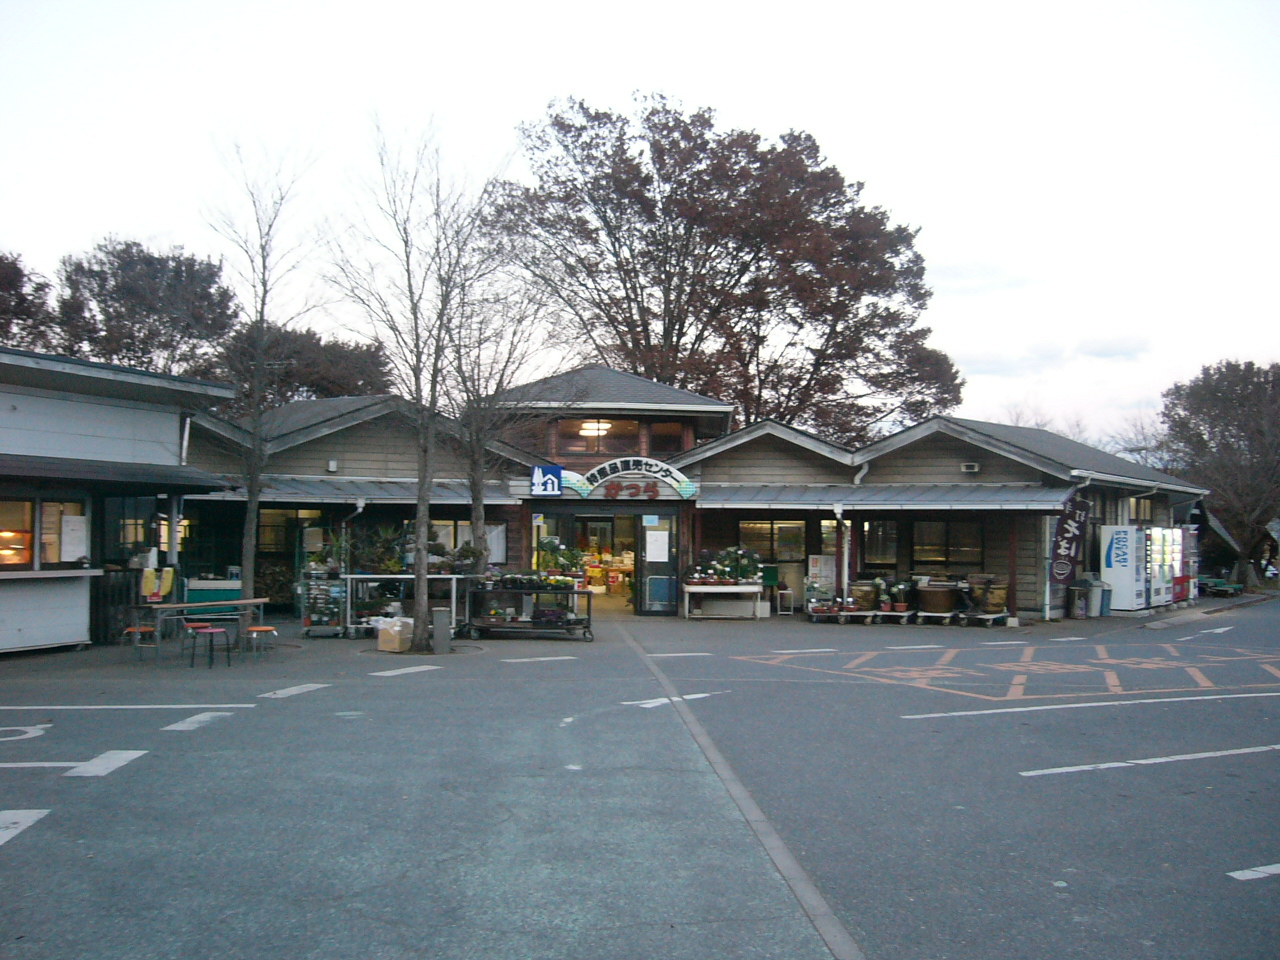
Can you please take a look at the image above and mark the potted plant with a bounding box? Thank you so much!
[891,581,911,612]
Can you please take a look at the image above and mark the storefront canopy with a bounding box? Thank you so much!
[696,483,1075,511]
[0,452,231,494]
[190,476,518,505]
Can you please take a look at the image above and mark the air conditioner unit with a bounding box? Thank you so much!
[960,462,981,474]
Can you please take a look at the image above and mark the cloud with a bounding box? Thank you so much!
[1076,337,1150,361]
[928,262,1029,297]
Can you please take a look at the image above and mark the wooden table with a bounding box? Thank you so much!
[681,583,764,619]
[132,598,269,662]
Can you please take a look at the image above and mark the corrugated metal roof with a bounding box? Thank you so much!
[697,483,1073,510]
[193,476,517,504]
[243,395,397,437]
[0,453,231,493]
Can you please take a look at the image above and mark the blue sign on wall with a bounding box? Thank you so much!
[531,465,563,497]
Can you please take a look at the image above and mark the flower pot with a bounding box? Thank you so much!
[879,602,892,612]
[892,602,908,612]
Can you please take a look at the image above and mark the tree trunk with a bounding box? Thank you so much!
[239,419,265,602]
[469,453,489,575]
[412,410,436,652]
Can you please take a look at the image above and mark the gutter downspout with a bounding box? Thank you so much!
[339,498,366,575]
[180,414,191,466]
[853,463,869,485]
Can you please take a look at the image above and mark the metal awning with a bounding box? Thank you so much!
[696,483,1074,511]
[189,476,518,505]
[0,453,231,494]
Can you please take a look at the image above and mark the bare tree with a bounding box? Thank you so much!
[447,279,554,572]
[1103,411,1178,471]
[210,148,312,605]
[330,130,492,652]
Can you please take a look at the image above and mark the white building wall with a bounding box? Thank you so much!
[0,387,182,465]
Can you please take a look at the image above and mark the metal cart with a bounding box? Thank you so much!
[459,585,594,642]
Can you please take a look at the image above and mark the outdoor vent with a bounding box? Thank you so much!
[326,459,339,473]
[960,462,981,474]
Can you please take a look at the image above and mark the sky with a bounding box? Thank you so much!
[2,0,1277,440]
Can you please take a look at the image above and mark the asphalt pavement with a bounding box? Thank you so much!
[0,597,1276,959]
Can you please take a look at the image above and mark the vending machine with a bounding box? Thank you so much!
[1147,528,1172,607]
[1101,525,1148,610]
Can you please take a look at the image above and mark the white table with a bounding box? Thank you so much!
[681,582,764,619]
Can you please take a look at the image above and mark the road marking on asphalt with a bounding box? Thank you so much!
[501,656,578,663]
[558,717,575,727]
[368,665,444,676]
[1229,862,1280,881]
[982,640,1027,646]
[647,652,714,657]
[564,764,582,771]
[0,750,147,776]
[0,810,49,847]
[773,648,837,653]
[620,691,729,709]
[258,684,331,699]
[902,690,1280,719]
[1051,637,1087,642]
[163,712,233,731]
[0,704,255,711]
[1201,627,1235,634]
[0,724,51,741]
[888,644,942,650]
[1021,742,1280,777]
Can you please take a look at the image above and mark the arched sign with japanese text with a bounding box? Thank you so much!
[531,458,698,500]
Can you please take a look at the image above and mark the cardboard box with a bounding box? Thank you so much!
[376,618,413,653]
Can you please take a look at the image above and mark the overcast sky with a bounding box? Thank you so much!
[2,0,1277,438]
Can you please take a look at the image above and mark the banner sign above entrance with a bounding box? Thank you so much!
[530,459,698,499]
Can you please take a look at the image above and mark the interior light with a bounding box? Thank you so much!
[0,531,16,538]
[579,420,612,437]
[0,549,15,556]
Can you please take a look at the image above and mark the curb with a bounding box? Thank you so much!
[1203,594,1276,616]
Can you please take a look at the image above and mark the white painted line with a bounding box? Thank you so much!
[903,691,1280,720]
[0,724,51,741]
[368,665,444,677]
[0,704,255,711]
[773,648,837,654]
[1229,862,1280,881]
[982,640,1027,645]
[64,750,147,777]
[621,691,729,709]
[1201,627,1235,634]
[1021,743,1280,777]
[162,712,233,731]
[0,762,77,770]
[501,656,578,663]
[887,644,942,650]
[1051,637,1087,642]
[258,684,330,699]
[558,717,575,727]
[647,652,713,658]
[0,810,50,847]
[564,764,582,771]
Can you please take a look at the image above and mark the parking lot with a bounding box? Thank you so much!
[1,599,1276,959]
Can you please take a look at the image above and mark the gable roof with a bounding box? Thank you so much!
[192,395,548,468]
[0,346,236,408]
[666,418,858,469]
[854,416,1207,495]
[497,364,736,414]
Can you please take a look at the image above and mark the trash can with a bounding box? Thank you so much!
[431,607,452,654]
[1098,582,1112,617]
[1067,582,1090,619]
[1087,580,1105,618]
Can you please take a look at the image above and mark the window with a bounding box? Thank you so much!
[862,520,898,566]
[258,509,293,553]
[912,520,983,568]
[0,501,34,568]
[650,422,684,455]
[821,519,839,555]
[40,501,86,567]
[738,520,806,561]
[1127,497,1153,522]
[556,419,641,455]
[431,520,508,563]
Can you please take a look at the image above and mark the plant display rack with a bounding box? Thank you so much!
[459,584,593,642]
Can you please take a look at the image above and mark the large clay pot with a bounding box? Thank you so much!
[917,583,959,613]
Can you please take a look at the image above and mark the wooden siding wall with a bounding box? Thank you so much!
[865,435,1043,484]
[695,435,855,484]
[185,430,244,473]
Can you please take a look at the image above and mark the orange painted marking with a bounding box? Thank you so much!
[1095,645,1109,659]
[935,649,959,666]
[844,652,879,669]
[1185,667,1215,688]
[1261,663,1280,681]
[1160,644,1181,657]
[1020,646,1036,663]
[1104,670,1124,693]
[1007,674,1028,699]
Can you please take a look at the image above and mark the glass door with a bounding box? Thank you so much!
[637,514,678,614]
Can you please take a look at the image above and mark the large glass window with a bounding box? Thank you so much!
[738,519,805,561]
[557,419,641,455]
[40,501,86,567]
[0,501,34,568]
[912,520,984,568]
[863,520,898,566]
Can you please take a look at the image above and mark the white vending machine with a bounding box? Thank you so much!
[1147,527,1179,607]
[1101,525,1148,610]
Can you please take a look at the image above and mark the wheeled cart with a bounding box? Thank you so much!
[956,609,1009,627]
[458,586,594,642]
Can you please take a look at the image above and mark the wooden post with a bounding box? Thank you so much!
[835,518,845,598]
[1008,516,1019,615]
